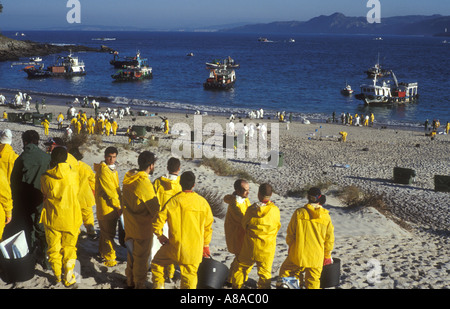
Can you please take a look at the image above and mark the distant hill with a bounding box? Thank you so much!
[219,12,450,36]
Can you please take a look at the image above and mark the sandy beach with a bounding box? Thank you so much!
[0,91,449,290]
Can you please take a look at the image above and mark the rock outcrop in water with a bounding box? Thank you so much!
[0,34,112,62]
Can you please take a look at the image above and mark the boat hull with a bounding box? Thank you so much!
[203,81,235,90]
[355,93,419,105]
[24,68,86,79]
[111,72,153,82]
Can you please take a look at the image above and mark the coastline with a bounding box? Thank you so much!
[0,88,449,289]
[0,87,432,132]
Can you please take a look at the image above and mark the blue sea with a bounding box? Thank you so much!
[1,30,449,127]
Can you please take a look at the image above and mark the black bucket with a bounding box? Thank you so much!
[320,258,341,288]
[197,258,229,289]
[0,252,36,284]
[393,167,416,185]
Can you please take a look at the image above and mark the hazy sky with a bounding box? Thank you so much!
[0,0,448,30]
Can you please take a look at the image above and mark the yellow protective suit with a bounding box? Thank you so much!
[231,201,281,289]
[0,169,12,240]
[224,194,251,282]
[41,119,50,136]
[339,131,347,142]
[94,162,121,264]
[77,160,96,230]
[40,162,82,286]
[164,119,169,134]
[153,175,182,209]
[279,203,335,289]
[105,121,111,136]
[2,112,7,119]
[151,191,213,289]
[111,121,118,136]
[0,143,19,183]
[88,118,95,134]
[98,119,105,135]
[153,174,182,279]
[122,169,160,288]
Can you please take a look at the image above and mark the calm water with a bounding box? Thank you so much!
[1,31,449,126]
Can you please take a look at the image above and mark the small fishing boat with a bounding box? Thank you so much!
[17,52,86,78]
[110,51,142,68]
[355,71,419,105]
[111,53,153,81]
[340,83,354,96]
[203,57,239,90]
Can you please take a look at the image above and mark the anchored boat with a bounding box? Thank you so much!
[16,53,86,78]
[110,51,142,68]
[203,57,239,90]
[355,71,419,105]
[111,53,152,81]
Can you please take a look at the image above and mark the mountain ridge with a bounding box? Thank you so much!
[218,12,450,36]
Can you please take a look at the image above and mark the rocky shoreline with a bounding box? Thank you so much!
[0,34,112,62]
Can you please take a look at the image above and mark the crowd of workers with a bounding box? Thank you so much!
[0,128,335,289]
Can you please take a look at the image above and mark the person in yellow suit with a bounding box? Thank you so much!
[278,187,335,289]
[88,116,95,135]
[122,151,160,289]
[41,118,50,136]
[0,129,19,183]
[40,147,82,286]
[151,171,213,289]
[231,183,281,289]
[70,117,78,132]
[0,130,17,239]
[370,113,375,126]
[446,121,449,135]
[3,111,8,120]
[0,168,12,240]
[57,112,64,130]
[70,148,97,239]
[98,118,105,135]
[111,119,118,136]
[363,115,369,127]
[153,157,182,281]
[94,146,122,267]
[339,131,347,142]
[76,120,82,134]
[223,179,251,285]
[164,118,169,134]
[104,119,111,136]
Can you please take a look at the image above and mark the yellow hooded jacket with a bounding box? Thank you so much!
[224,194,251,255]
[239,201,281,264]
[153,175,182,210]
[286,203,335,268]
[94,162,121,220]
[0,143,19,184]
[152,191,213,265]
[77,160,96,210]
[0,169,12,239]
[122,170,160,240]
[40,162,82,232]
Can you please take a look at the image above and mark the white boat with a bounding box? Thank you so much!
[29,57,42,62]
[355,71,419,105]
[340,83,354,96]
[288,38,295,43]
[204,57,239,90]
